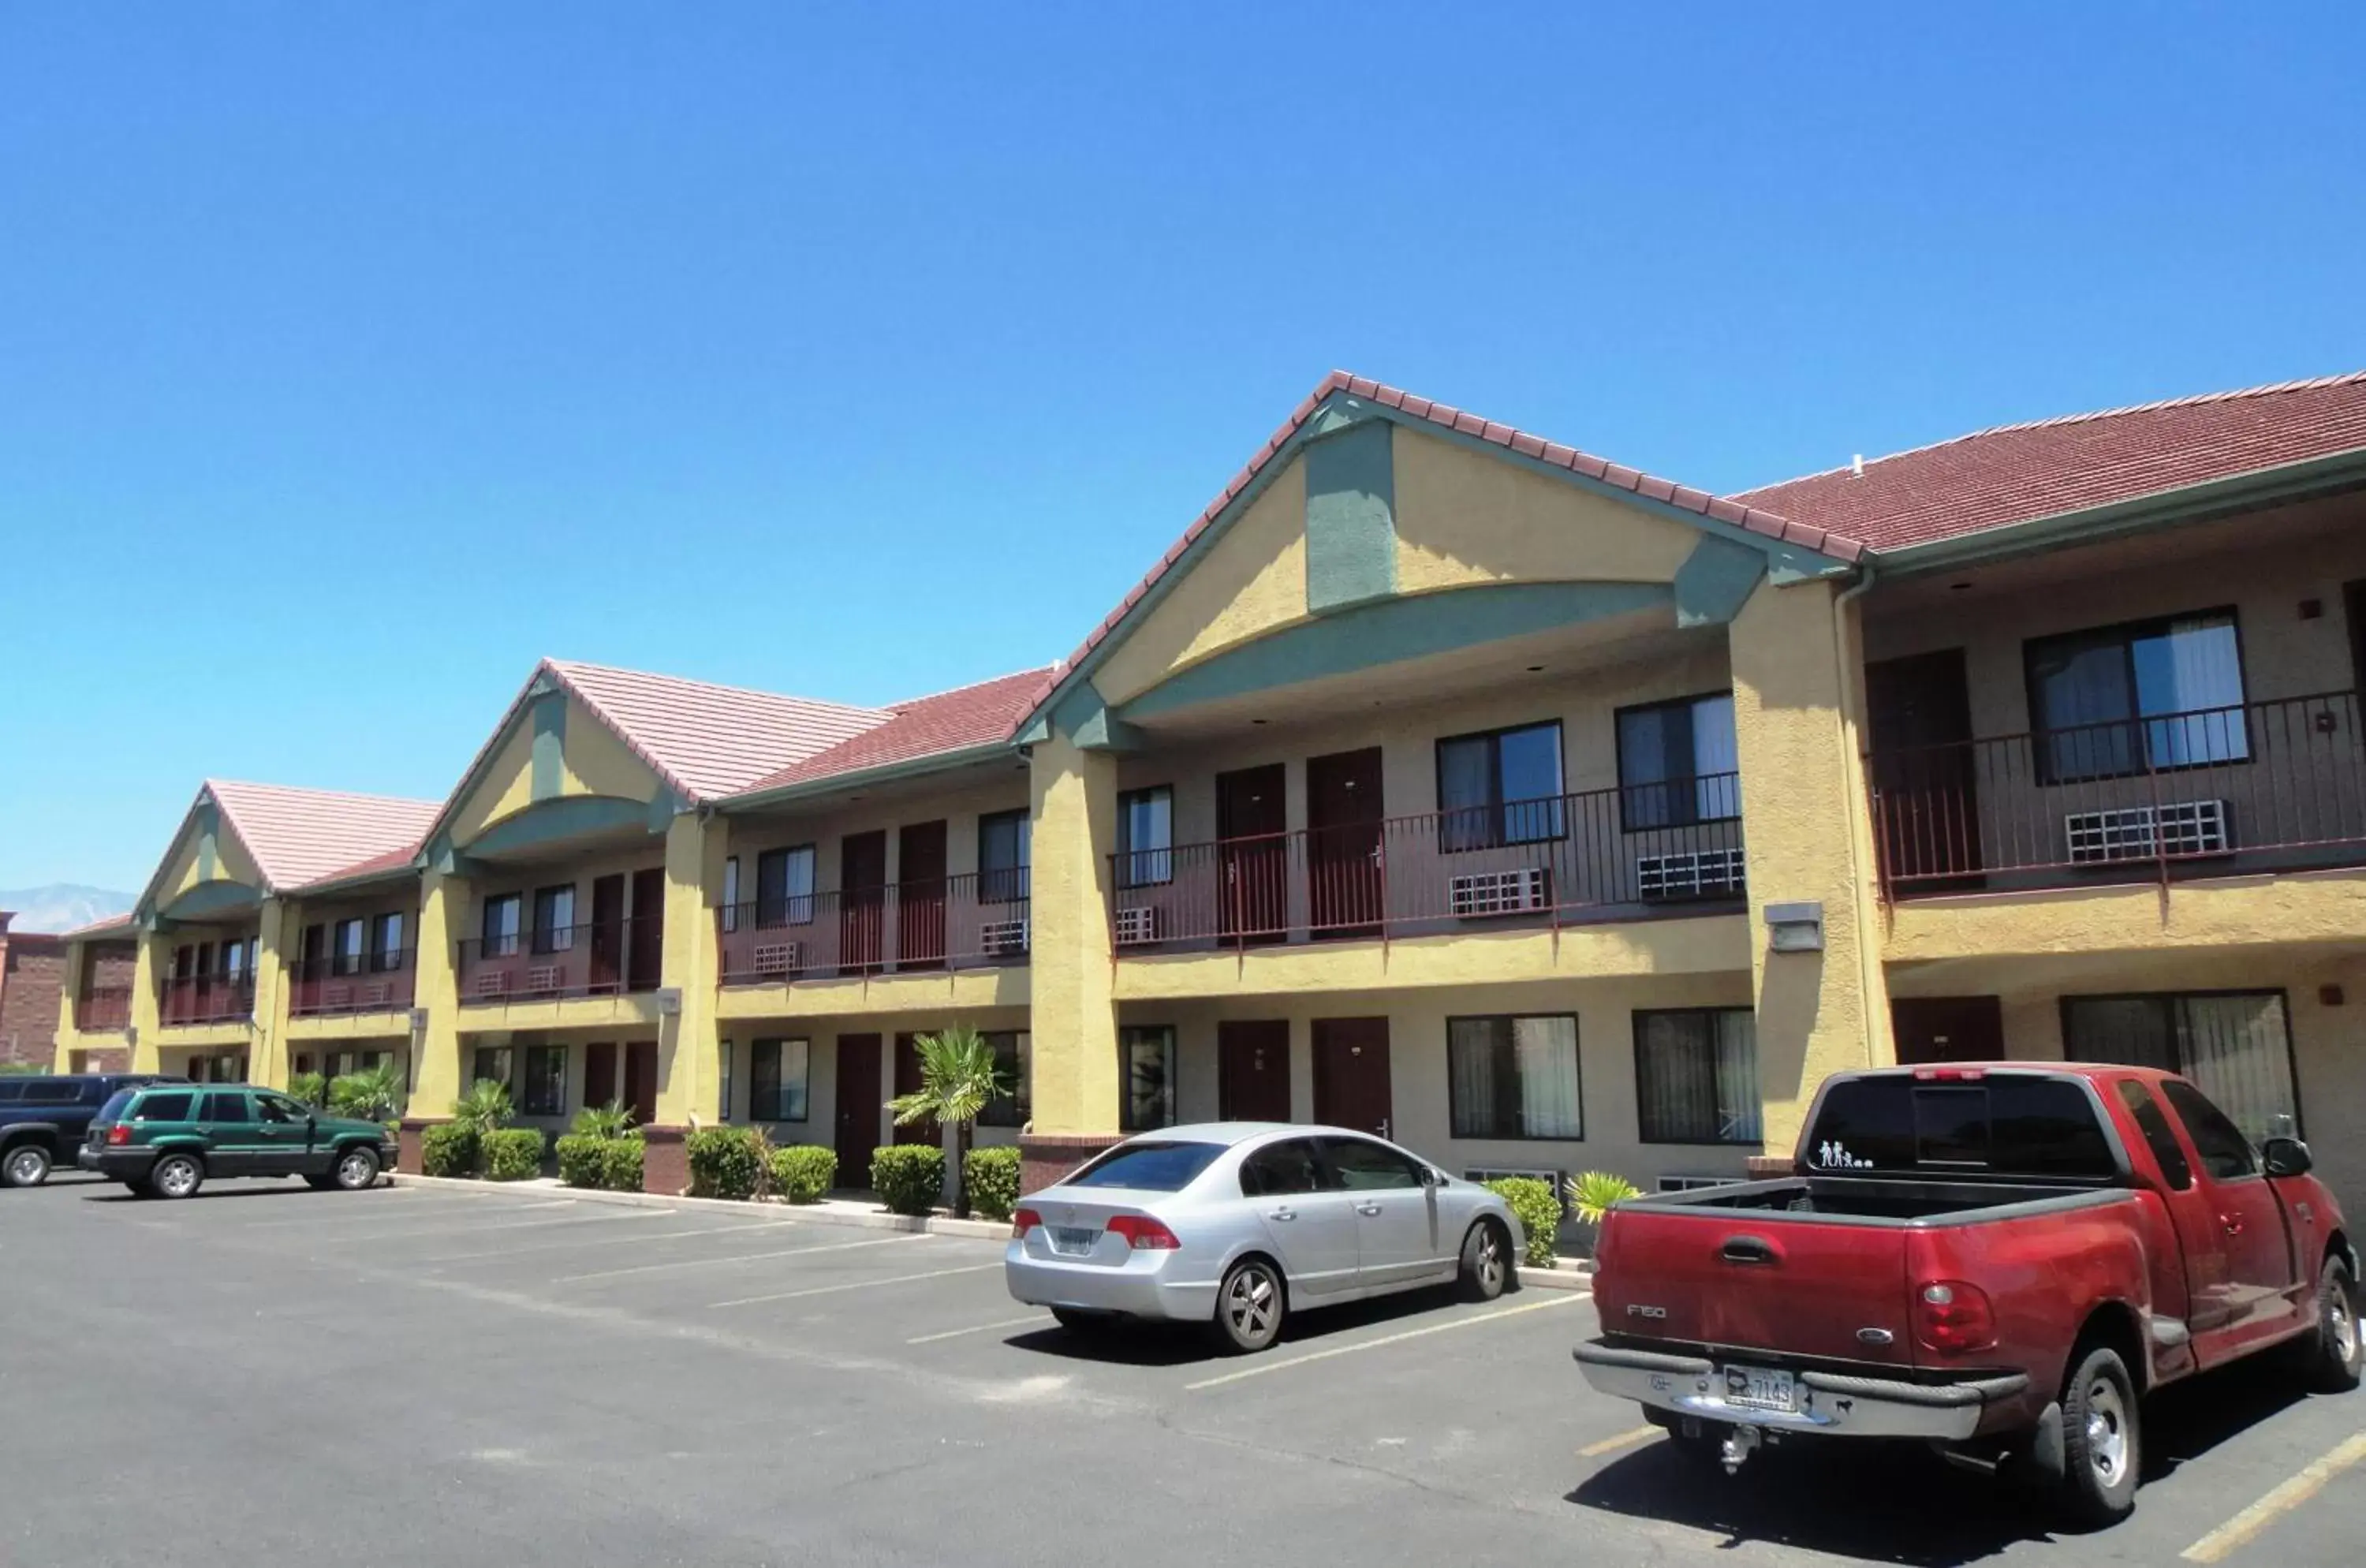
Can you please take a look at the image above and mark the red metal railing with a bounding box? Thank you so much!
[288,952,416,1017]
[74,987,133,1032]
[715,871,1032,984]
[1871,692,2366,898]
[159,973,256,1026]
[457,918,665,1003]
[1108,777,1745,951]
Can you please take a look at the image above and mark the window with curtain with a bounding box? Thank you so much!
[2062,991,2297,1144]
[979,810,1031,903]
[371,912,405,971]
[2025,610,2249,782]
[470,1046,513,1094]
[750,1038,810,1122]
[521,1045,566,1115]
[1448,1014,1583,1140]
[532,885,576,953]
[1120,1025,1175,1132]
[756,846,815,927]
[1617,694,1741,831]
[1436,722,1566,850]
[977,1031,1032,1127]
[1118,786,1174,887]
[1634,1008,1761,1144]
[720,857,740,933]
[481,894,521,955]
[331,918,365,976]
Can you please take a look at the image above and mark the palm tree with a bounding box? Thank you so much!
[451,1078,515,1140]
[328,1061,405,1123]
[569,1099,636,1140]
[887,1025,1010,1217]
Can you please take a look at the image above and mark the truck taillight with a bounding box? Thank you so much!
[1106,1214,1181,1250]
[106,1125,131,1146]
[1915,1279,1996,1354]
[1912,1066,1987,1082]
[1010,1207,1042,1239]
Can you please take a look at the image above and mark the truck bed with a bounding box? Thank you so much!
[1641,1174,2132,1225]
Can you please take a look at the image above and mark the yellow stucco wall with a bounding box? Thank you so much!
[1028,733,1121,1135]
[448,691,665,848]
[152,806,265,913]
[1885,869,2366,965]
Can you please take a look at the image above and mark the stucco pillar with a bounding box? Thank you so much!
[1021,732,1122,1191]
[404,868,470,1164]
[129,933,162,1074]
[1728,578,1893,1159]
[248,897,293,1090]
[652,811,728,1132]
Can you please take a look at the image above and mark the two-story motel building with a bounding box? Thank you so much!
[54,370,2366,1207]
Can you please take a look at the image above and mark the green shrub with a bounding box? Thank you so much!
[599,1136,646,1193]
[770,1144,837,1204]
[420,1122,478,1178]
[687,1126,766,1200]
[289,1071,327,1109]
[1483,1176,1566,1268]
[871,1144,944,1216]
[555,1133,607,1188]
[963,1144,1021,1221]
[483,1127,547,1182]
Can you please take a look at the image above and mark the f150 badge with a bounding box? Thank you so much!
[1626,1304,1668,1320]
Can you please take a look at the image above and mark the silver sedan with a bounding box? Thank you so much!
[1004,1122,1524,1353]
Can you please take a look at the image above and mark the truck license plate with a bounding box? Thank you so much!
[1722,1365,1796,1413]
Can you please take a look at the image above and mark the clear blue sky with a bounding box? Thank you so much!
[4,4,2361,893]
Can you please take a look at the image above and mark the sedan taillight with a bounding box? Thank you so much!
[1010,1206,1042,1239]
[1106,1214,1181,1250]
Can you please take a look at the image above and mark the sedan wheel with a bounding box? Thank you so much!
[151,1154,204,1200]
[3,1144,50,1189]
[1459,1219,1509,1301]
[1214,1258,1286,1353]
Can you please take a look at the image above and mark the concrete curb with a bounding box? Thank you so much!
[387,1173,1010,1240]
[1519,1259,1598,1290]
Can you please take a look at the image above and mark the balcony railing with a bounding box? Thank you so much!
[289,952,416,1017]
[457,919,665,1004]
[159,973,256,1027]
[1871,692,2366,899]
[715,871,1032,985]
[1108,777,1745,952]
[74,986,132,1032]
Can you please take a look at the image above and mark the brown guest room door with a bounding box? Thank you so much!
[835,1034,883,1185]
[897,820,947,971]
[1312,1017,1393,1140]
[1218,1020,1293,1123]
[1306,747,1383,937]
[1216,763,1288,943]
[842,831,887,974]
[1865,648,1983,887]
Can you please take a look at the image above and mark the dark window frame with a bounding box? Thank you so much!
[976,1030,1031,1129]
[530,884,577,954]
[2058,989,2303,1141]
[1116,785,1175,888]
[330,917,366,977]
[748,1037,811,1123]
[519,1044,566,1116]
[1445,1013,1585,1142]
[481,894,523,955]
[755,844,817,928]
[1119,1025,1176,1133]
[1435,721,1567,851]
[1614,691,1741,833]
[370,911,405,972]
[1632,1006,1760,1147]
[978,809,1031,904]
[2021,606,2252,785]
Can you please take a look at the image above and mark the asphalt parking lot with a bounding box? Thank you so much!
[9,1176,2362,1567]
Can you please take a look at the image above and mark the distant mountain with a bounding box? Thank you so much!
[0,884,135,934]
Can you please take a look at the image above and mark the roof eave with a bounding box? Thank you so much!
[1868,446,2366,580]
[719,740,1021,815]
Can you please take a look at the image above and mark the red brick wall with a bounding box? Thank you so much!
[1,934,67,1067]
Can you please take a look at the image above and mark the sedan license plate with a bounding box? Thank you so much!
[1721,1364,1797,1413]
[1049,1226,1099,1256]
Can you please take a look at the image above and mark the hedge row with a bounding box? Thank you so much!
[871,1144,943,1216]
[420,1123,549,1182]
[483,1128,547,1182]
[770,1144,836,1204]
[963,1144,1021,1222]
[556,1133,646,1191]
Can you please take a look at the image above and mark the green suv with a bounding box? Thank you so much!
[79,1083,397,1200]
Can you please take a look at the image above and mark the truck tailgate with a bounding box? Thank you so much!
[1598,1205,1916,1368]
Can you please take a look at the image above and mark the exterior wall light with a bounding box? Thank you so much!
[1763,902,1825,954]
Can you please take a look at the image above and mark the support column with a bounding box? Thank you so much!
[1019,731,1123,1193]
[401,867,470,1171]
[129,933,162,1074]
[248,897,293,1090]
[1729,578,1894,1163]
[645,812,728,1195]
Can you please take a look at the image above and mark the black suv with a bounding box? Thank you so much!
[0,1074,181,1187]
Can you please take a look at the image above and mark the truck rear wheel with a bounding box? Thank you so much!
[2059,1346,2139,1526]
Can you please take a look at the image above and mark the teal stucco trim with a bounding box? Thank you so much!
[159,877,263,921]
[1303,419,1397,614]
[1117,581,1670,722]
[465,794,658,859]
[1051,682,1144,752]
[1672,534,1768,628]
[530,694,567,801]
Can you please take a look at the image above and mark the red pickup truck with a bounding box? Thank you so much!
[1576,1063,2359,1525]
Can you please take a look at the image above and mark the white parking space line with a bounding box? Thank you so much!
[295,1206,681,1244]
[905,1313,1047,1345]
[2181,1430,2366,1562]
[551,1231,928,1284]
[1185,1292,1588,1391]
[1577,1424,1662,1459]
[409,1219,808,1264]
[195,1194,563,1230]
[708,1261,1003,1309]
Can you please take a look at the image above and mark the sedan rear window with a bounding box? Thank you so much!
[1069,1141,1226,1193]
[1808,1074,2118,1179]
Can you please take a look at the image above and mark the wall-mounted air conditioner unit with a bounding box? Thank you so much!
[979,919,1030,957]
[2065,800,2231,864]
[471,972,512,999]
[1449,866,1550,917]
[1114,906,1162,946]
[752,942,802,977]
[1636,847,1747,900]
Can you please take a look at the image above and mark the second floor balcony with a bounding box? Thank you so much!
[716,871,1032,985]
[1871,691,2366,898]
[74,986,132,1032]
[458,919,663,1005]
[1107,777,1746,952]
[159,973,255,1027]
[288,952,417,1017]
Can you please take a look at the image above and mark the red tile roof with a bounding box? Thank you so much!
[1733,371,2366,554]
[207,780,442,893]
[737,666,1058,797]
[1018,370,1863,715]
[292,842,423,891]
[544,659,890,803]
[60,913,135,940]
